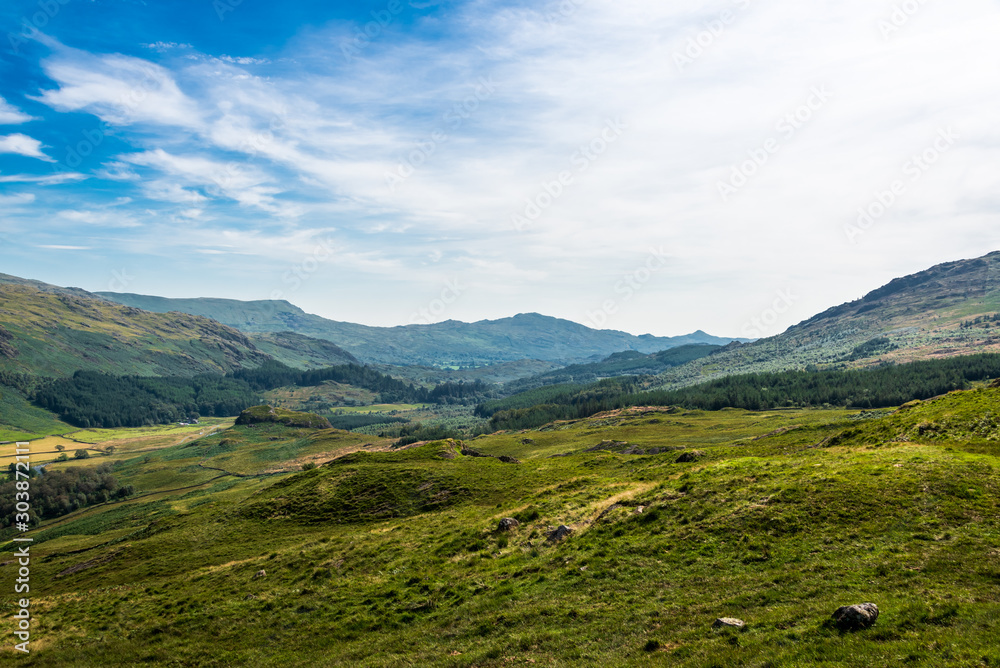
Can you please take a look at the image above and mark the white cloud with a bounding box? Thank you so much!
[0,172,85,185]
[0,193,35,206]
[13,2,1000,333]
[37,244,92,250]
[0,133,55,161]
[35,45,203,129]
[0,97,35,124]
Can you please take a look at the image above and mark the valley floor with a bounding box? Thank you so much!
[3,395,1000,666]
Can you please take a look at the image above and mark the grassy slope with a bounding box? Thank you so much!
[4,392,1000,666]
[654,251,1000,390]
[0,386,72,441]
[0,284,271,378]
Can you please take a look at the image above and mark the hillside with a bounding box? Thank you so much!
[5,387,1000,665]
[0,283,271,378]
[97,292,743,366]
[653,251,1000,389]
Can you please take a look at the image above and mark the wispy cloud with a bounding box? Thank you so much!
[5,1,1000,334]
[0,97,36,125]
[0,133,55,161]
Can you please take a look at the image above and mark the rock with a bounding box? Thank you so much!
[244,594,256,601]
[498,455,521,464]
[497,518,520,532]
[636,506,645,514]
[990,378,1000,389]
[675,450,705,463]
[832,603,879,631]
[461,448,490,458]
[712,618,745,630]
[252,569,266,580]
[521,438,535,444]
[547,525,573,542]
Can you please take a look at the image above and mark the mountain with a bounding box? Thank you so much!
[653,250,1000,388]
[96,293,744,366]
[505,343,722,393]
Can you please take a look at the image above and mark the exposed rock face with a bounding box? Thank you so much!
[832,603,879,631]
[461,448,520,464]
[712,618,745,630]
[676,450,705,463]
[547,525,573,542]
[497,518,520,532]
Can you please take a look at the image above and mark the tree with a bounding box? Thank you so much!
[105,445,116,456]
[74,449,90,460]
[55,445,65,453]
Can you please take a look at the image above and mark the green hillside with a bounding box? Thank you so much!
[5,386,1000,665]
[0,284,271,378]
[654,251,1000,389]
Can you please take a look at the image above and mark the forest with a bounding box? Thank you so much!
[0,463,134,529]
[27,361,496,429]
[481,353,1000,432]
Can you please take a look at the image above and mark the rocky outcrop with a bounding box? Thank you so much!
[832,603,879,631]
[497,518,520,532]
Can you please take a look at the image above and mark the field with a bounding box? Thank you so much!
[2,391,1000,666]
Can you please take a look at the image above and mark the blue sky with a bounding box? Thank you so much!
[1,0,999,337]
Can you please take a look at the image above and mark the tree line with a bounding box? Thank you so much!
[480,353,1000,432]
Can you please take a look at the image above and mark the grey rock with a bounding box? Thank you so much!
[832,603,879,631]
[712,617,745,630]
[547,525,573,542]
[497,518,520,532]
[675,450,705,463]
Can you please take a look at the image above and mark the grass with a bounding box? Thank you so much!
[3,393,1000,666]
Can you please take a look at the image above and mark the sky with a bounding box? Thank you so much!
[0,0,998,339]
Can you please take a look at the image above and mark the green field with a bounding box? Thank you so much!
[3,391,1000,666]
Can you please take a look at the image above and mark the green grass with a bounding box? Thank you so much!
[0,385,72,441]
[4,393,1000,666]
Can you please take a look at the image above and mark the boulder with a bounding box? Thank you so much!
[547,525,573,542]
[712,618,745,630]
[675,450,705,463]
[497,518,520,532]
[498,455,521,464]
[252,569,266,580]
[832,603,879,631]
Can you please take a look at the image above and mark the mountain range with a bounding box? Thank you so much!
[94,293,742,366]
